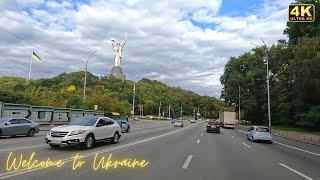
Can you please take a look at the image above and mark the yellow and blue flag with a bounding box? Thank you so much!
[31,51,42,62]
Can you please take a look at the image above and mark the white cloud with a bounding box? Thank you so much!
[0,0,291,98]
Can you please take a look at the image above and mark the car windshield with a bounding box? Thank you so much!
[256,127,270,132]
[0,118,9,123]
[68,117,98,126]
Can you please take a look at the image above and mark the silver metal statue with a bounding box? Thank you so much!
[111,33,127,67]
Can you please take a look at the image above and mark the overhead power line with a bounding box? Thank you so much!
[0,56,54,74]
[0,26,71,64]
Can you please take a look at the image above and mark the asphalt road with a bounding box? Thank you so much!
[0,120,319,180]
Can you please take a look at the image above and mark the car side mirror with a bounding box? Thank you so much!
[5,122,11,125]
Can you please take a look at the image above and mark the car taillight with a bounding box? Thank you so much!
[207,124,211,126]
[217,124,220,127]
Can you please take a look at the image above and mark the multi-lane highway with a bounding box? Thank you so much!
[0,120,319,180]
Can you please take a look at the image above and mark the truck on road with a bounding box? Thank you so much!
[219,111,236,129]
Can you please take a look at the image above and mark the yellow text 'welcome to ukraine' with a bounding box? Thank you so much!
[6,152,149,171]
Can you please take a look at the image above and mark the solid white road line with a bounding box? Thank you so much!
[0,126,171,152]
[237,129,320,157]
[0,123,197,179]
[274,141,320,157]
[133,124,169,130]
[131,127,166,134]
[197,139,200,143]
[242,143,251,147]
[182,155,193,169]
[0,145,47,152]
[278,163,314,180]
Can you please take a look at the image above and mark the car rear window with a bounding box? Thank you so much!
[256,127,270,132]
[208,121,217,125]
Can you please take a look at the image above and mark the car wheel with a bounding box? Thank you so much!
[0,129,2,137]
[111,132,119,144]
[126,128,130,133]
[206,130,210,133]
[27,128,35,137]
[81,134,95,149]
[252,136,255,142]
[217,130,220,133]
[49,144,60,148]
[269,141,273,144]
[247,135,249,140]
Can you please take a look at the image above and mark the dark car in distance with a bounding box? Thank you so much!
[115,120,131,133]
[206,120,220,133]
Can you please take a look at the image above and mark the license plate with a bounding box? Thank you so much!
[50,140,61,144]
[211,125,216,128]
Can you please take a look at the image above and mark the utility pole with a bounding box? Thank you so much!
[204,107,207,119]
[132,83,136,120]
[180,102,185,118]
[158,102,162,120]
[83,50,97,108]
[239,84,241,124]
[139,95,142,116]
[262,39,271,130]
[168,104,171,119]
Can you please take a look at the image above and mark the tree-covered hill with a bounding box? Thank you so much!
[0,72,229,118]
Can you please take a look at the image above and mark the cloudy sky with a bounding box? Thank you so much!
[0,0,293,98]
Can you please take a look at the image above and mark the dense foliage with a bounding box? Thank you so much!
[220,0,320,130]
[0,72,228,118]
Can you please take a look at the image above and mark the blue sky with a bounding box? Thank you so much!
[219,0,264,17]
[0,0,292,98]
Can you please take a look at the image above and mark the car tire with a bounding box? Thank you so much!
[111,132,119,144]
[206,130,210,133]
[0,129,2,137]
[126,128,130,133]
[81,134,95,149]
[252,136,255,142]
[49,144,60,148]
[269,141,273,144]
[217,130,220,133]
[247,135,249,140]
[27,128,35,137]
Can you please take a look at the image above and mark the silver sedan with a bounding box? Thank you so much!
[0,118,40,137]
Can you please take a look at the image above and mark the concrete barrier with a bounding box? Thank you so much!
[0,102,105,125]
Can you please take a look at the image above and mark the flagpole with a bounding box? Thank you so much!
[28,53,33,80]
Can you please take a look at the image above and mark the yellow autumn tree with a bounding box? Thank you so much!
[67,85,76,92]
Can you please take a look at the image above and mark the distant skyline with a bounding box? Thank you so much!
[0,0,293,98]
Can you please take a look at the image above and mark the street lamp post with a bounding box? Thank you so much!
[251,39,271,130]
[204,107,207,119]
[197,105,203,120]
[83,50,97,107]
[180,102,185,118]
[168,98,175,119]
[132,83,136,120]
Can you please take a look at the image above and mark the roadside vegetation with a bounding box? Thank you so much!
[220,0,320,131]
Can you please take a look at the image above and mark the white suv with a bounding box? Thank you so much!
[45,116,121,149]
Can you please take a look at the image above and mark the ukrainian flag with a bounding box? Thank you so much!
[31,51,42,62]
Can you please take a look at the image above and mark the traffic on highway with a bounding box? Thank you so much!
[1,0,320,180]
[0,119,319,180]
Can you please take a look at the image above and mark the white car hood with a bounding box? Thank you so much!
[51,125,93,132]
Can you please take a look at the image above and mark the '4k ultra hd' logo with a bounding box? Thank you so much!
[288,4,315,22]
